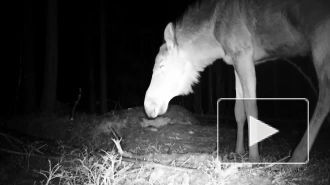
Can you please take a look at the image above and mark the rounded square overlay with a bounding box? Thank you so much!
[217,98,309,165]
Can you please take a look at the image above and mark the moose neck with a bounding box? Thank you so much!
[176,29,224,72]
[174,0,225,72]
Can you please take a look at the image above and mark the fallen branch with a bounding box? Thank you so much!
[0,148,59,160]
[282,59,318,97]
[111,138,203,172]
[259,58,330,125]
[282,59,330,125]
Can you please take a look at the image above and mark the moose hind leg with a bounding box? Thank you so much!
[290,22,330,163]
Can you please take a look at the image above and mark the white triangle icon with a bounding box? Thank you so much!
[249,116,279,146]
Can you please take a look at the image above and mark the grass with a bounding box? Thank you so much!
[1,112,329,185]
[1,140,328,185]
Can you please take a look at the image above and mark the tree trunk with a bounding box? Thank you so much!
[227,66,235,117]
[40,0,58,115]
[215,61,224,114]
[89,66,96,113]
[22,0,37,113]
[228,66,235,98]
[273,63,278,119]
[194,83,202,114]
[207,67,214,114]
[85,11,96,113]
[99,0,108,113]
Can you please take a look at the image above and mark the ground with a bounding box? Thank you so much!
[0,105,329,184]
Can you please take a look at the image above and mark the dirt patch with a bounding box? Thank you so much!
[3,105,329,185]
[75,105,226,153]
[7,105,226,154]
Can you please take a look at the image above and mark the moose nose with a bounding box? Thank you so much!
[144,98,159,118]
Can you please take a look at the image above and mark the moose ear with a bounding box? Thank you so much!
[164,22,177,50]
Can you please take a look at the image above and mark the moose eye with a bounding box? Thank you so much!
[158,60,164,69]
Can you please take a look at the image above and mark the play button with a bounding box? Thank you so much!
[249,116,279,146]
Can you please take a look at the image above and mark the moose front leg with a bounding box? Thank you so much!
[234,71,246,155]
[234,52,259,162]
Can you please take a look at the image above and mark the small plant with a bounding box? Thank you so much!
[37,160,63,185]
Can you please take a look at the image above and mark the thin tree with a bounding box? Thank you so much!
[85,10,96,113]
[207,66,214,114]
[99,0,107,113]
[40,0,58,115]
[22,0,37,113]
[194,83,202,114]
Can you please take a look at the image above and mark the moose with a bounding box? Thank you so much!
[144,0,330,164]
